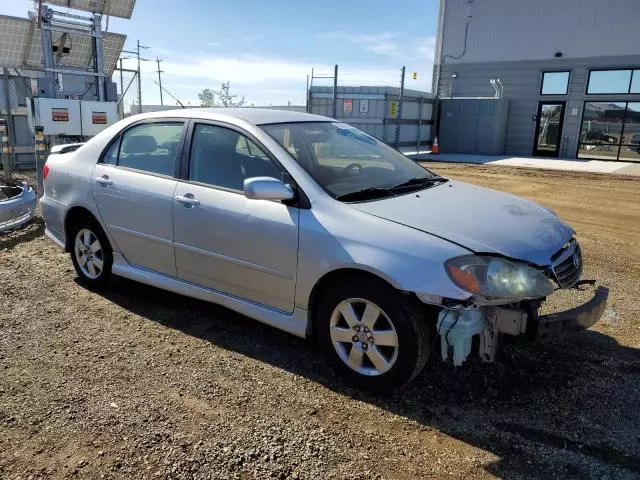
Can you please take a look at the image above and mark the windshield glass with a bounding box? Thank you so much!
[261,122,439,200]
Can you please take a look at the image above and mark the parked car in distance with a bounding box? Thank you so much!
[40,109,608,391]
[584,130,617,143]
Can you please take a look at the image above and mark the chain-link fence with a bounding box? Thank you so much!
[0,68,39,175]
[112,67,140,118]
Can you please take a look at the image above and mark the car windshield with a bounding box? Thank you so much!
[261,122,442,201]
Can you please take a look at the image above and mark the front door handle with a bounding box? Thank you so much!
[175,194,200,207]
[95,175,113,186]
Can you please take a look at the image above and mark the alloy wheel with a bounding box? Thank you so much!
[329,298,399,376]
[74,228,104,280]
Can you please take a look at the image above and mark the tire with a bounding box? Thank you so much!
[316,276,431,392]
[69,215,113,289]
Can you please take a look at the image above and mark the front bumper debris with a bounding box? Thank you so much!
[0,183,37,233]
[531,286,609,343]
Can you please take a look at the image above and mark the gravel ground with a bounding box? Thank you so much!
[1,164,639,479]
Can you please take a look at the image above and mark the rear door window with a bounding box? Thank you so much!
[114,122,184,176]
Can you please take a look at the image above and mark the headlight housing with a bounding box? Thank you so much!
[445,255,554,300]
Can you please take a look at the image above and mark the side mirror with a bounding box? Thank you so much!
[243,177,294,201]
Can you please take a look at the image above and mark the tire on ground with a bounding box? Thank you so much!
[69,214,113,289]
[316,275,431,392]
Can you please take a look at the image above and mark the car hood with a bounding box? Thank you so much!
[350,180,574,266]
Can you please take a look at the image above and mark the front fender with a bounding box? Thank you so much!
[295,203,472,309]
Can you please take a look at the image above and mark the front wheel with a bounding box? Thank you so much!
[69,217,113,289]
[316,277,432,392]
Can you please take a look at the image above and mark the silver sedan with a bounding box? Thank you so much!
[40,109,607,391]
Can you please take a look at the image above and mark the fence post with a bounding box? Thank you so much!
[0,118,12,183]
[332,64,338,119]
[416,97,424,153]
[2,67,17,179]
[34,126,47,198]
[394,66,406,147]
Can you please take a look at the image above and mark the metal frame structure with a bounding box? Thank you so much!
[39,6,107,100]
[0,1,132,172]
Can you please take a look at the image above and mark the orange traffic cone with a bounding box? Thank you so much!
[432,136,440,154]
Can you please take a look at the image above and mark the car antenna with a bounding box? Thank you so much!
[153,80,186,108]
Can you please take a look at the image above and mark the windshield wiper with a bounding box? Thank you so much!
[335,176,448,202]
[335,187,396,202]
[389,176,448,191]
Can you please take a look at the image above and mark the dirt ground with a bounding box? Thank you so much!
[1,164,639,479]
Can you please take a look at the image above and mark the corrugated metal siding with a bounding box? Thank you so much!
[309,86,434,148]
[438,55,640,156]
[441,0,640,64]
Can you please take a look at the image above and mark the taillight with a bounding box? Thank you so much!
[43,163,50,179]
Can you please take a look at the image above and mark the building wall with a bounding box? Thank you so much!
[439,0,640,65]
[438,55,640,157]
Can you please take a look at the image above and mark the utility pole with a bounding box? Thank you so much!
[122,40,149,114]
[156,57,164,106]
[395,66,406,146]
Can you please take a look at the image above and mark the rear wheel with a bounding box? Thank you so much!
[316,277,431,392]
[69,217,113,289]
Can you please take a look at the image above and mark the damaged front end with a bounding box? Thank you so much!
[434,239,609,366]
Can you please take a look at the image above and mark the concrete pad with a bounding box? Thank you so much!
[489,158,633,174]
[411,153,640,176]
[615,164,640,176]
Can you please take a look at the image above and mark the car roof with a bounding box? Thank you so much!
[134,108,332,126]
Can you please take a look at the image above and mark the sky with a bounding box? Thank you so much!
[1,0,440,107]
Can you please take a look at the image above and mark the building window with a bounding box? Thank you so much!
[587,69,640,94]
[631,70,640,94]
[540,71,570,95]
[577,102,640,162]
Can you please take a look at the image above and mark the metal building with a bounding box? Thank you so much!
[309,86,434,152]
[433,0,640,161]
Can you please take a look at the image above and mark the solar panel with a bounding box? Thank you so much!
[43,0,136,19]
[0,15,126,75]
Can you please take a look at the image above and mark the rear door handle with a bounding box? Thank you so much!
[95,176,113,186]
[175,194,200,207]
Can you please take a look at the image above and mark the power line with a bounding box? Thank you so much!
[153,80,185,108]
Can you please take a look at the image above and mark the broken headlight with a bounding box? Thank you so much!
[445,255,554,300]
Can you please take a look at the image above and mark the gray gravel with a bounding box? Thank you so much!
[1,166,640,479]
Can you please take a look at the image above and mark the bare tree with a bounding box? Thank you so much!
[214,82,246,107]
[198,82,246,107]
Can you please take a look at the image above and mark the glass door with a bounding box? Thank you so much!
[619,102,640,162]
[533,102,566,157]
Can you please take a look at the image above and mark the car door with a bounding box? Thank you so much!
[173,121,299,312]
[92,119,186,276]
